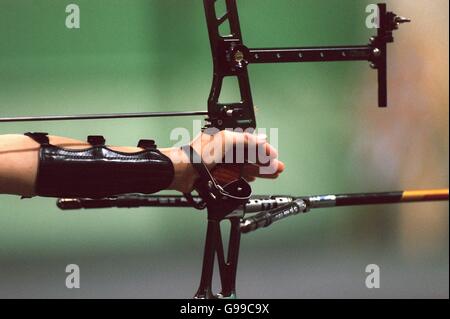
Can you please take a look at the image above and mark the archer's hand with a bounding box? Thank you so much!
[162,131,285,194]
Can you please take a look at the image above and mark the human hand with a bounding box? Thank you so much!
[162,130,285,193]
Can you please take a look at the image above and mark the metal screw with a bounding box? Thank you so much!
[342,52,347,57]
[369,63,377,69]
[276,53,281,59]
[299,201,308,213]
[254,54,259,59]
[394,16,411,24]
[394,17,411,29]
[234,50,244,63]
[373,48,381,57]
[320,52,324,58]
[369,36,376,44]
[298,53,303,58]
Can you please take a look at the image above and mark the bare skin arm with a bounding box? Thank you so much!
[0,133,284,197]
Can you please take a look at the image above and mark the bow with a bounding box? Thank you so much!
[1,1,447,299]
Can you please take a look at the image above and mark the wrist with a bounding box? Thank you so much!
[160,147,199,193]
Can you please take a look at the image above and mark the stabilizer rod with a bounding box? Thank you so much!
[240,189,449,233]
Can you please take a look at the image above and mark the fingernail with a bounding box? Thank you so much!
[257,134,267,142]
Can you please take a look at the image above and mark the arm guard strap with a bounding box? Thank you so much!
[25,133,174,198]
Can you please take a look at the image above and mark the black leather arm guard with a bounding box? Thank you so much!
[25,133,174,198]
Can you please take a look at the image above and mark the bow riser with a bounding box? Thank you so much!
[203,0,257,131]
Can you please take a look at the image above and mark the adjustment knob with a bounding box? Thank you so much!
[228,44,250,71]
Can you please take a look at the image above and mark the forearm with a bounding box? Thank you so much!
[0,134,190,197]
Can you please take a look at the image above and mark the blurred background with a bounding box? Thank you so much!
[0,0,448,298]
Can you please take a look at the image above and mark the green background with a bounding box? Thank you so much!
[0,0,448,298]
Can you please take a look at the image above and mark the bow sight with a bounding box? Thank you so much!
[203,2,410,130]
